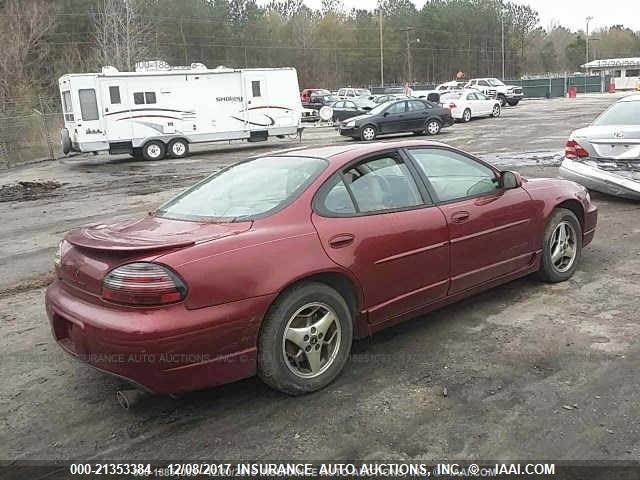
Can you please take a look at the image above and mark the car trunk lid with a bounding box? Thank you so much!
[576,126,640,160]
[60,216,251,297]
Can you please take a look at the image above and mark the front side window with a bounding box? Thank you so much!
[157,156,326,221]
[78,88,99,121]
[386,101,407,114]
[340,155,423,213]
[409,148,499,203]
[134,92,145,104]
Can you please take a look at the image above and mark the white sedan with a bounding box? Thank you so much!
[440,89,501,122]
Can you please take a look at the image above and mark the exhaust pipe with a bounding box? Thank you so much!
[116,389,148,410]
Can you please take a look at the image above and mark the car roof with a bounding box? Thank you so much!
[269,140,450,163]
[619,94,640,102]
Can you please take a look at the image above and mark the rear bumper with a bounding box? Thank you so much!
[559,158,640,201]
[45,281,275,393]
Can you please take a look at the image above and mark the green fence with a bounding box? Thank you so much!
[503,76,608,98]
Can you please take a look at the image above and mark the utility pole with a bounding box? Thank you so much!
[379,9,384,87]
[400,27,415,83]
[501,14,505,80]
[586,16,594,67]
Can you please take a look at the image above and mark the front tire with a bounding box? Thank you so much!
[360,125,377,141]
[507,99,520,106]
[258,282,353,395]
[491,104,501,117]
[168,138,189,159]
[425,119,441,135]
[537,208,582,283]
[498,95,507,107]
[142,140,165,161]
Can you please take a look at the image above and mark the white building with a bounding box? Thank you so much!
[582,57,640,90]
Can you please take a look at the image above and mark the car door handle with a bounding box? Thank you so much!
[329,233,355,248]
[451,211,470,223]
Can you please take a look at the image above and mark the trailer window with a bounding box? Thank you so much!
[251,81,261,97]
[109,86,121,104]
[134,91,156,104]
[62,91,74,122]
[78,89,99,121]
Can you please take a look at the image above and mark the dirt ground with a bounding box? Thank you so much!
[2,92,640,462]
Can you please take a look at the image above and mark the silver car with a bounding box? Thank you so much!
[559,94,640,200]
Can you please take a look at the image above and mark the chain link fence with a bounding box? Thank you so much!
[0,96,63,171]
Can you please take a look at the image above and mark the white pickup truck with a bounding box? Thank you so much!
[465,78,524,106]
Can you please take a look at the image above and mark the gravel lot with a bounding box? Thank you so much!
[2,92,639,462]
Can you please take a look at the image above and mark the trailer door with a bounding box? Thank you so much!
[101,81,133,141]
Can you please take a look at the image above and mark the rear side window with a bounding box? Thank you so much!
[134,92,156,105]
[145,92,156,104]
[134,92,145,104]
[78,89,99,121]
[318,155,423,215]
[109,86,121,104]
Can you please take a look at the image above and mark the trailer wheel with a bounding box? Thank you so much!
[168,138,189,159]
[142,140,165,161]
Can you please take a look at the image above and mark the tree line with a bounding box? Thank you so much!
[1,0,639,110]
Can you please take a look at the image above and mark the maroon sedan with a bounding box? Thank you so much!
[45,140,597,395]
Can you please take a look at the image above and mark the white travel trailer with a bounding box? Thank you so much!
[58,63,303,160]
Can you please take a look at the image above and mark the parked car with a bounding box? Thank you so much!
[45,140,597,395]
[372,94,409,104]
[300,88,331,104]
[436,80,466,92]
[304,91,339,110]
[337,98,454,140]
[329,98,376,122]
[336,87,372,99]
[559,93,640,200]
[440,90,501,122]
[301,107,320,123]
[465,78,523,106]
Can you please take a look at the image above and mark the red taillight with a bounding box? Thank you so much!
[565,140,589,158]
[448,102,457,109]
[102,262,187,306]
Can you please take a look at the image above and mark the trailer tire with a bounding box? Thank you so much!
[168,138,189,159]
[142,140,166,161]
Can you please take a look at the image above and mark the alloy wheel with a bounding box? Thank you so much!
[282,302,342,378]
[550,221,577,273]
[427,120,440,135]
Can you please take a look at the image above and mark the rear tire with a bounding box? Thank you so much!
[167,138,189,159]
[142,140,165,161]
[498,95,507,107]
[425,119,441,135]
[258,282,353,395]
[507,99,520,106]
[462,109,472,123]
[491,104,501,117]
[536,208,582,283]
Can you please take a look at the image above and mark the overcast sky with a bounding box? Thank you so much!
[293,0,639,32]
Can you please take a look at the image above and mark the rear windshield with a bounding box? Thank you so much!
[593,100,640,126]
[156,156,327,221]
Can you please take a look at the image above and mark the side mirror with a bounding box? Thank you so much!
[383,111,390,117]
[501,171,522,189]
